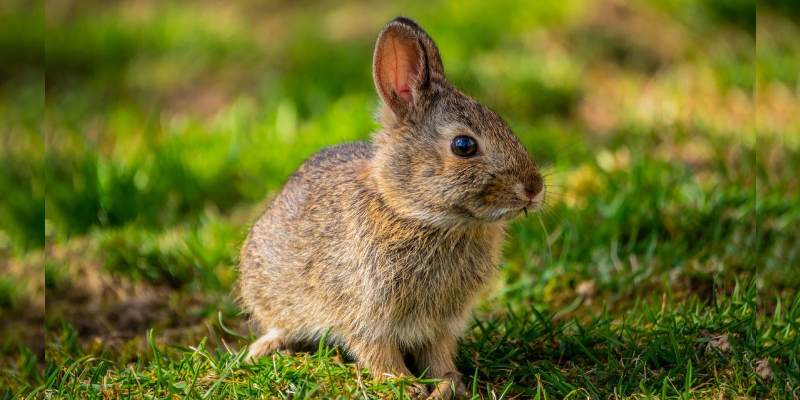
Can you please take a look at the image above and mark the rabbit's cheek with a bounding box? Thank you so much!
[478,190,500,207]
[477,179,519,205]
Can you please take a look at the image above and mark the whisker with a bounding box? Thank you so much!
[536,213,553,264]
[544,195,563,201]
[539,166,567,176]
[537,209,554,220]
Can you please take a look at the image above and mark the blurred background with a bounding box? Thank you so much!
[1,0,798,397]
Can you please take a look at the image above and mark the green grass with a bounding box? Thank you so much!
[39,284,796,399]
[1,0,798,398]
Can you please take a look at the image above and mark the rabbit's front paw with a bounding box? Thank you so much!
[426,372,467,400]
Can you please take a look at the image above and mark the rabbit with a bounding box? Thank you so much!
[238,16,545,399]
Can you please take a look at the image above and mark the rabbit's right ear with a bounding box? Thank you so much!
[373,17,444,120]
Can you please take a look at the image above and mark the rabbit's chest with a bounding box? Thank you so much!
[363,228,503,334]
[351,203,507,339]
[377,249,498,344]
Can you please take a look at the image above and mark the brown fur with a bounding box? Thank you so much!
[238,17,544,399]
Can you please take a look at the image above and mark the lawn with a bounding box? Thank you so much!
[1,0,798,398]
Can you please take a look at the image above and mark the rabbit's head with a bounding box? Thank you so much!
[371,17,544,227]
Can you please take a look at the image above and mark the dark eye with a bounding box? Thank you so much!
[451,135,478,157]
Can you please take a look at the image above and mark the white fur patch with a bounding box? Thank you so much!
[247,328,285,360]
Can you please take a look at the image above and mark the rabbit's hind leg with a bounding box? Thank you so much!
[246,328,293,362]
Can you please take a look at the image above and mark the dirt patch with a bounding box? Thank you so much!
[45,238,246,357]
[0,252,45,363]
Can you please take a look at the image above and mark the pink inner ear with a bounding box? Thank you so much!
[396,82,411,101]
[392,37,413,102]
[381,34,419,104]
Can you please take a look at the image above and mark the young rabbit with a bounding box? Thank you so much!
[239,16,544,398]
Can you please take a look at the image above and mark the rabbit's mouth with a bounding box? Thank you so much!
[525,190,546,211]
[504,194,546,220]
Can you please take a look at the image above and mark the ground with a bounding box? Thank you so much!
[0,0,798,398]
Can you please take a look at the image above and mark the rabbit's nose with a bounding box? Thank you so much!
[524,174,543,200]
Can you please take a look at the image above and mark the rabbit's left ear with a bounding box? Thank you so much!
[373,17,445,119]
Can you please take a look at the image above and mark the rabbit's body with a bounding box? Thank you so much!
[240,17,544,399]
[241,142,504,348]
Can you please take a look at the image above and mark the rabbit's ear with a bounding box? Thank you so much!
[373,17,444,119]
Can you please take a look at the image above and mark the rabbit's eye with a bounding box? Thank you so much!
[451,135,478,157]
